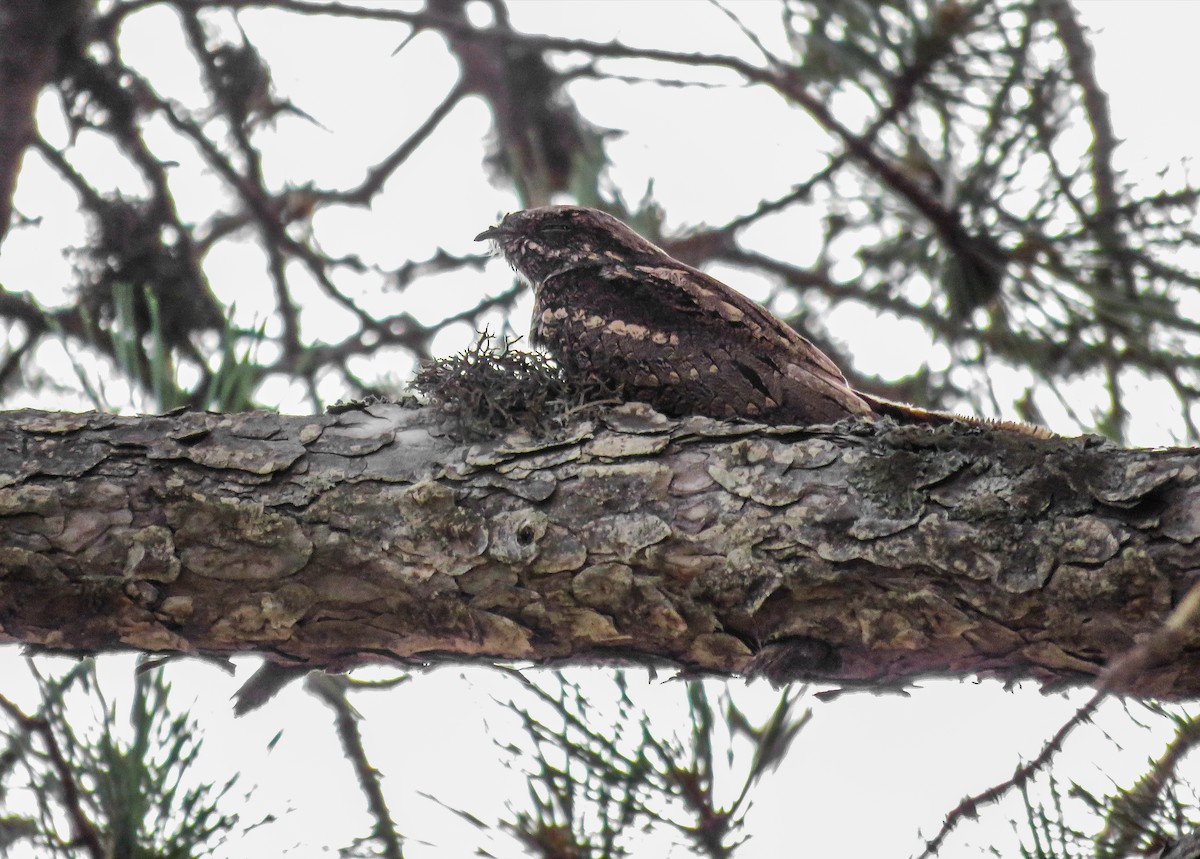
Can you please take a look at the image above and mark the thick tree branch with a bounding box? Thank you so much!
[0,405,1197,697]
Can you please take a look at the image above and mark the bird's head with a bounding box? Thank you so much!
[475,205,667,286]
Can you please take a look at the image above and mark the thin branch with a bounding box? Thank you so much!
[0,693,106,859]
[918,581,1200,858]
[308,674,405,859]
[1045,0,1132,294]
[326,79,469,205]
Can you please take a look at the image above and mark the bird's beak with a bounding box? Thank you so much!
[474,225,505,242]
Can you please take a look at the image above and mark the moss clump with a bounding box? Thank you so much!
[411,331,615,440]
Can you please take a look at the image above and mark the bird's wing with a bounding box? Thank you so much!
[538,262,872,422]
[615,262,854,387]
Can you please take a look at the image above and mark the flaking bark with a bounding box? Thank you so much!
[0,404,1197,697]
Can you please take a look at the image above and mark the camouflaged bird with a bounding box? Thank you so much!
[475,205,1048,434]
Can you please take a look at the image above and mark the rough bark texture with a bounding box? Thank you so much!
[0,405,1197,696]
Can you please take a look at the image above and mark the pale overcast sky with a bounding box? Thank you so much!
[2,3,1198,857]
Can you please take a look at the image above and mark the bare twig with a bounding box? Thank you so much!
[0,693,106,859]
[918,581,1200,858]
[308,674,405,859]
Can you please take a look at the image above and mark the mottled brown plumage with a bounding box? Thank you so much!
[476,206,1053,436]
[476,205,874,424]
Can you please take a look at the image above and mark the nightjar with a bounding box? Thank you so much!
[476,205,874,425]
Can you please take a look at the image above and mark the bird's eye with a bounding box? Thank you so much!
[538,224,571,235]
